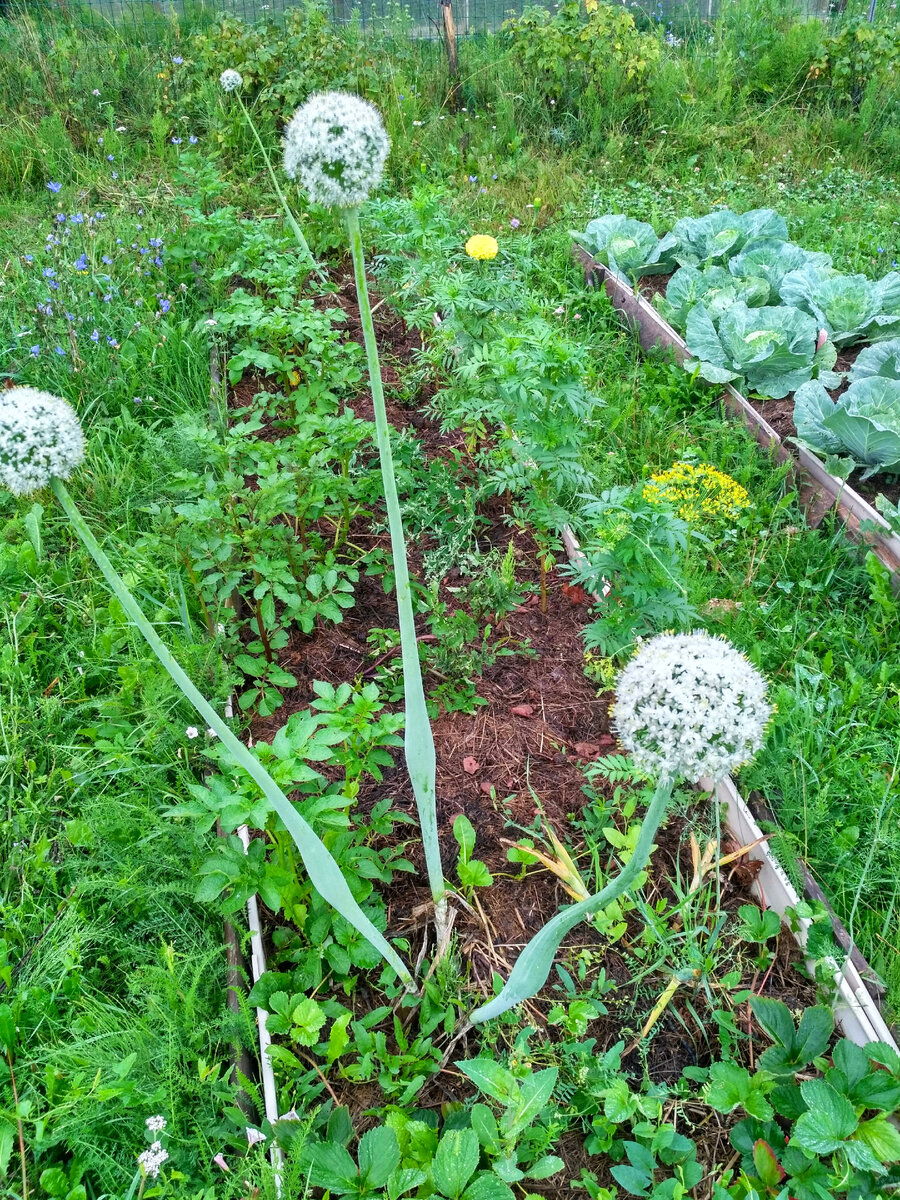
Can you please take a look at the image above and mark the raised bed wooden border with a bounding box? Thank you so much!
[575,249,900,582]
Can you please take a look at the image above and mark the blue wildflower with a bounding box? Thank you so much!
[172,55,184,64]
[56,214,66,223]
[107,154,115,162]
[90,329,100,342]
[159,298,171,314]
[71,213,84,224]
[24,254,33,263]
[102,255,113,265]
[54,346,66,356]
[47,181,62,193]
[30,345,40,357]
[189,135,198,144]
[43,267,55,279]
[171,137,182,145]
[74,253,88,271]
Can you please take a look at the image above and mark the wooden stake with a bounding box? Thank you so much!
[440,0,460,112]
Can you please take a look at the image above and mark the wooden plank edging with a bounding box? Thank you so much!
[576,249,900,580]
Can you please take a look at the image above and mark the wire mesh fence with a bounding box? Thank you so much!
[3,0,894,43]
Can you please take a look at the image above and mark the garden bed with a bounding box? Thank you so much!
[213,272,899,1185]
[576,250,900,581]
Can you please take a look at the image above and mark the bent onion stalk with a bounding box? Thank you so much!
[50,476,411,986]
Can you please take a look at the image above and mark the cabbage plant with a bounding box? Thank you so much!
[793,376,900,478]
[670,208,788,269]
[849,337,900,383]
[657,265,769,330]
[780,267,900,348]
[684,301,831,399]
[570,214,678,281]
[728,239,833,305]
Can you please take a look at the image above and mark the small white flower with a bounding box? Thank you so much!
[0,387,85,497]
[245,1127,267,1146]
[213,1154,230,1172]
[92,88,101,96]
[205,318,218,326]
[138,1142,169,1179]
[614,631,770,784]
[116,125,126,132]
[185,726,199,739]
[283,91,390,209]
[206,727,217,738]
[146,1115,167,1133]
[219,68,243,92]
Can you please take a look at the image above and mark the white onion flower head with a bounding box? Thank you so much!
[219,68,243,92]
[0,386,85,497]
[613,631,770,784]
[283,90,390,209]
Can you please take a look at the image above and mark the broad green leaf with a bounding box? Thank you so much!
[855,1117,900,1164]
[704,1062,773,1121]
[470,1104,501,1155]
[793,1005,833,1064]
[843,1137,885,1173]
[504,1067,558,1137]
[432,1129,480,1199]
[358,1126,400,1190]
[462,1174,516,1200]
[849,1070,900,1112]
[453,814,476,859]
[526,1154,564,1180]
[750,996,795,1049]
[455,1059,519,1104]
[791,1079,857,1154]
[327,1013,352,1062]
[326,1106,354,1146]
[387,1167,428,1200]
[302,1142,359,1193]
[492,1156,524,1183]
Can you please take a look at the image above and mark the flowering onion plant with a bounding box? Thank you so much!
[469,630,770,1023]
[283,91,448,939]
[218,68,321,279]
[0,385,411,987]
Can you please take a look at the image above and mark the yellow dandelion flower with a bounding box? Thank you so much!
[465,234,499,261]
[643,461,752,525]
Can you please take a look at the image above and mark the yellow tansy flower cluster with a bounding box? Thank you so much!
[643,461,752,524]
[465,235,499,261]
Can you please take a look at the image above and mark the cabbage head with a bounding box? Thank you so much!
[657,265,769,330]
[571,214,678,281]
[728,240,833,304]
[793,376,900,478]
[671,208,788,269]
[685,301,819,399]
[779,267,900,348]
